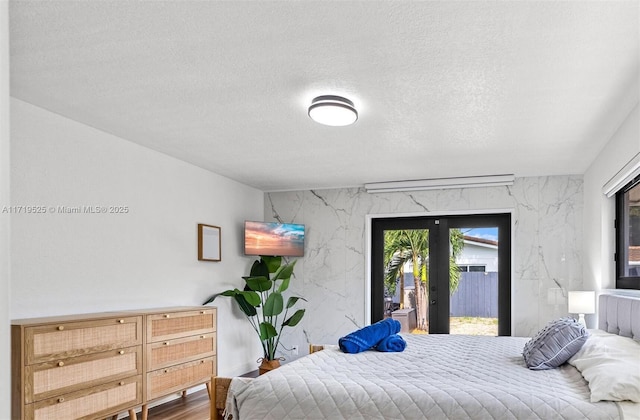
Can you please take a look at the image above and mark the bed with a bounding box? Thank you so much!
[213,294,640,419]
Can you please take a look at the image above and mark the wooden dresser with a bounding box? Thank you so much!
[144,308,217,404]
[12,307,217,420]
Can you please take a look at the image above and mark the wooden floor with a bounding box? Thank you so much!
[125,389,210,420]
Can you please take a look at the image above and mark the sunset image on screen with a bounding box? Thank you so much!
[245,221,305,257]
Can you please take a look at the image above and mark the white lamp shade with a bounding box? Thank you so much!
[568,291,595,314]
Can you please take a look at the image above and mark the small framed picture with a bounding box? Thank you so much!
[198,224,221,262]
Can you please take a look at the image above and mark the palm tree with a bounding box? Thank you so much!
[383,228,464,331]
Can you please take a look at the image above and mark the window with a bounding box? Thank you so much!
[457,265,486,273]
[615,176,640,289]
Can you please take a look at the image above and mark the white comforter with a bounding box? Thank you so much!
[226,334,625,419]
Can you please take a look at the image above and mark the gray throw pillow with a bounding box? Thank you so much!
[522,317,589,370]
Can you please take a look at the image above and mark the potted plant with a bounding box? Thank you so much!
[204,255,305,374]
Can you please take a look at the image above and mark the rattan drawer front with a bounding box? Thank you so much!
[147,309,215,343]
[147,333,216,371]
[25,316,142,364]
[25,346,142,404]
[147,356,215,401]
[26,375,142,420]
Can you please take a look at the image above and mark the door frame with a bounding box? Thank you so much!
[365,209,515,335]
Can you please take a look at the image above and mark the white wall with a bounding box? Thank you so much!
[583,104,640,292]
[10,99,264,376]
[457,242,498,272]
[1,2,11,418]
[266,175,584,345]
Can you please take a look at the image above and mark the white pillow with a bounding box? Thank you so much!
[568,329,640,403]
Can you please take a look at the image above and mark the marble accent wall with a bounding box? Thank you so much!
[266,176,583,349]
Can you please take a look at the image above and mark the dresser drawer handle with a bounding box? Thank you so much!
[118,319,124,324]
[57,326,64,331]
[200,335,205,339]
[119,350,125,355]
[57,361,64,367]
[119,381,125,386]
[57,397,64,403]
[201,310,206,314]
[164,369,168,373]
[200,360,205,364]
[163,314,170,318]
[163,342,169,345]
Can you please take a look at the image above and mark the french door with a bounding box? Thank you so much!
[371,213,511,335]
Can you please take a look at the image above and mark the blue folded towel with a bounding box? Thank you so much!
[338,318,401,354]
[375,334,406,352]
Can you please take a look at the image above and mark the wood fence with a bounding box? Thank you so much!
[450,272,498,318]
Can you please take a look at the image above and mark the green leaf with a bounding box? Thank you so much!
[277,276,290,293]
[273,260,296,281]
[259,322,278,340]
[233,293,257,317]
[261,256,282,273]
[239,290,261,306]
[203,289,261,317]
[245,276,272,292]
[283,309,305,327]
[263,292,283,316]
[285,296,306,308]
[250,259,270,278]
[202,292,226,305]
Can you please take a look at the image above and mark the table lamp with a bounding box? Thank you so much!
[568,291,595,327]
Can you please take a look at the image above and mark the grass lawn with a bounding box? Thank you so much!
[411,317,498,336]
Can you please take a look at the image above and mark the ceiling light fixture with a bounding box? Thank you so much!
[308,95,358,126]
[364,175,515,193]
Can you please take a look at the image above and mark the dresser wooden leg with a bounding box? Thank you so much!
[206,381,211,399]
[141,404,148,420]
[128,408,137,419]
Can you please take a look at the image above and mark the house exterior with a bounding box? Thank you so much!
[457,236,499,273]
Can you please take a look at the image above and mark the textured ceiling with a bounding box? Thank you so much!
[9,1,640,192]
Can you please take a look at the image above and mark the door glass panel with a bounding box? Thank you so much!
[449,227,499,336]
[383,229,430,334]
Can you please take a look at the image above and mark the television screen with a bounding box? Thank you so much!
[244,221,305,257]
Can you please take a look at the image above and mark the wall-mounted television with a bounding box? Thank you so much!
[244,221,305,257]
